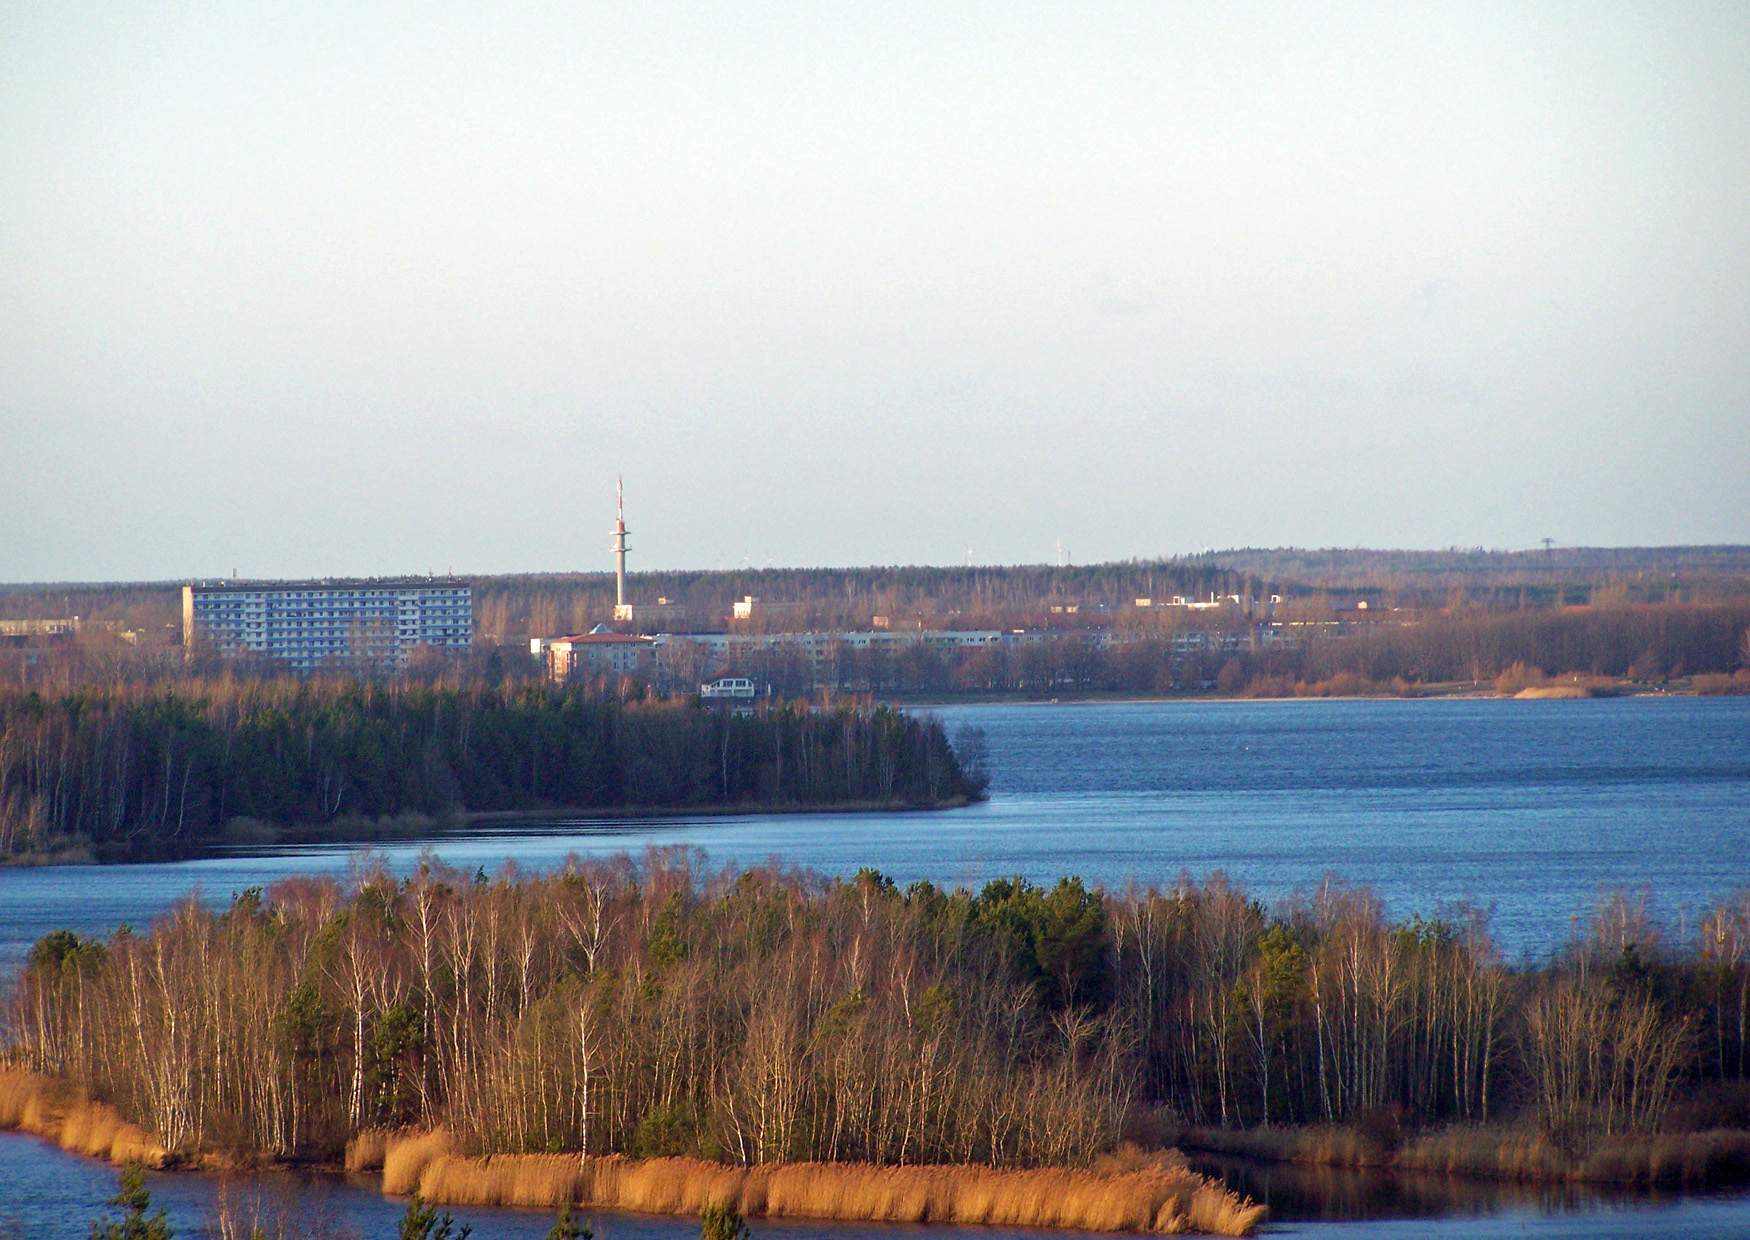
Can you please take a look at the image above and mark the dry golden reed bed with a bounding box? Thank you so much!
[361,1128,1264,1236]
[0,1066,165,1167]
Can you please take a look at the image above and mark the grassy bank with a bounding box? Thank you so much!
[1175,1122,1750,1189]
[354,1128,1264,1236]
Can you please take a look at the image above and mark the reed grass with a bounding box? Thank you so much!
[381,1126,452,1194]
[0,1066,166,1166]
[0,1066,46,1129]
[343,1126,395,1173]
[376,1132,1264,1237]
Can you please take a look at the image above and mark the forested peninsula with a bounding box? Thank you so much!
[4,862,1749,1233]
[0,680,983,862]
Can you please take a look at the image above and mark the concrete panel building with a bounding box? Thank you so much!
[182,578,472,673]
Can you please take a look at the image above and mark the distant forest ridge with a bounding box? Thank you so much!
[2,545,1748,637]
[1193,544,1750,587]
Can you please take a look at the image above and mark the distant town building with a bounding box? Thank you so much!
[1140,592,1279,617]
[731,596,805,623]
[613,597,689,631]
[543,627,656,681]
[0,617,80,639]
[181,578,472,673]
[700,676,758,700]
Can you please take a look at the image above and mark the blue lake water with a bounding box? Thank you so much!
[1,697,1745,975]
[1,696,1747,1235]
[3,1130,1748,1240]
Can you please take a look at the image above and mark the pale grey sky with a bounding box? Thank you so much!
[3,1,1747,581]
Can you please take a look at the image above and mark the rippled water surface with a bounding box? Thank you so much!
[2,696,1747,1235]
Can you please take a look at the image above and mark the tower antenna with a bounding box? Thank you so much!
[613,477,630,610]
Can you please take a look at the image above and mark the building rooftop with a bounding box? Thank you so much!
[552,632,655,645]
[187,577,469,592]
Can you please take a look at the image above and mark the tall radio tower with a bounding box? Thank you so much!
[613,477,630,609]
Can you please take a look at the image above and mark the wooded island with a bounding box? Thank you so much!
[0,680,984,862]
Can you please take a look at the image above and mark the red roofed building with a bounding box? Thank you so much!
[542,626,656,682]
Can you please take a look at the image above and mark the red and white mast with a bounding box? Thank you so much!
[612,477,629,609]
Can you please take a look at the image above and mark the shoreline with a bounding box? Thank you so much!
[1,794,980,870]
[10,1060,1745,1200]
[11,1080,1750,1237]
[892,683,1703,708]
[0,1074,1263,1237]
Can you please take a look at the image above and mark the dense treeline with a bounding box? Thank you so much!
[7,569,1748,704]
[6,547,1747,643]
[0,562,1256,641]
[8,594,1748,709]
[476,562,1255,640]
[1192,546,1750,603]
[0,680,980,859]
[717,603,1750,697]
[6,864,1747,1176]
[1274,602,1750,684]
[1163,603,1750,697]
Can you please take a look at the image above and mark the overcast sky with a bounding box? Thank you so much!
[3,2,1746,582]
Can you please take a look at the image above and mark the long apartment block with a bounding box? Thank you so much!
[182,578,472,672]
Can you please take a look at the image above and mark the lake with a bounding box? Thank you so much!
[1,696,1747,1235]
[4,1131,1749,1240]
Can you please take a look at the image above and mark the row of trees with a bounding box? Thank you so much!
[10,860,1747,1171]
[9,547,1748,642]
[1197,545,1750,602]
[0,680,981,859]
[690,604,1750,698]
[5,600,1746,706]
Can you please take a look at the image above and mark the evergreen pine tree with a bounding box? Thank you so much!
[90,1164,172,1240]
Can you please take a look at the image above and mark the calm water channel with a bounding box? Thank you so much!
[1,697,1747,1235]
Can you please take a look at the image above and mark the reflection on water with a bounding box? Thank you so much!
[2,1131,1750,1240]
[1192,1150,1667,1221]
[1189,1151,1750,1237]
